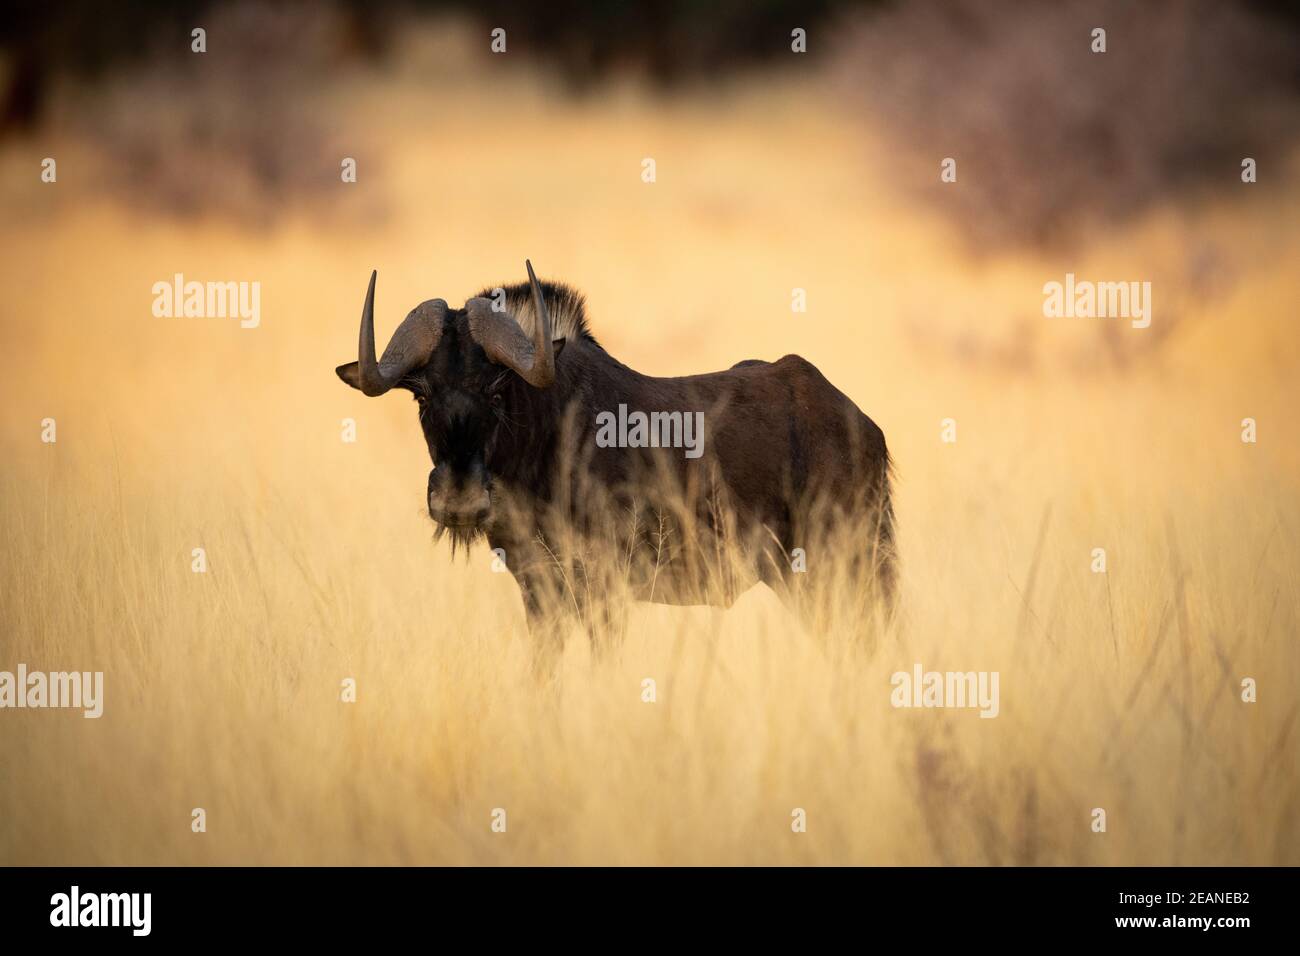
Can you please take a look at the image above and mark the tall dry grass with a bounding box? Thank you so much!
[1,34,1297,864]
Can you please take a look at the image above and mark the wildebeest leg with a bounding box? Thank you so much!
[756,523,895,650]
[750,523,810,631]
[559,554,627,661]
[826,523,899,652]
[580,592,629,662]
[517,578,570,686]
[855,493,900,624]
[758,553,810,634]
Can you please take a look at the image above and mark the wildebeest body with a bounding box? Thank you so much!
[337,264,894,645]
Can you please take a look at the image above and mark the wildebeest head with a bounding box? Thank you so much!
[335,261,565,547]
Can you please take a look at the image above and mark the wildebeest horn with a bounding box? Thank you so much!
[465,259,556,388]
[350,270,448,396]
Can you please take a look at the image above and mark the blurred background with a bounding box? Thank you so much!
[4,0,1299,366]
[1,1,1298,865]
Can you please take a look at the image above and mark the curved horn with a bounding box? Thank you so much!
[524,259,555,387]
[355,270,447,396]
[465,259,556,389]
[357,270,386,395]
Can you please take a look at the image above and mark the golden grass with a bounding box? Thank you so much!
[1,49,1297,864]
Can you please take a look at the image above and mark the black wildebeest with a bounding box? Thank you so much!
[336,262,894,656]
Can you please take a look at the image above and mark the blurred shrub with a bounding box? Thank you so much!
[1,0,388,138]
[835,0,1300,250]
[46,1,377,224]
[461,0,869,88]
[4,0,872,122]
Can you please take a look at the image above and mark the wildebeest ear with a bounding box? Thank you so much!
[336,362,363,390]
[553,337,566,362]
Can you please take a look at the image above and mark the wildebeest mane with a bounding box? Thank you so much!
[478,279,600,349]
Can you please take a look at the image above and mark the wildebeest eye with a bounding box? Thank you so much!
[489,393,503,408]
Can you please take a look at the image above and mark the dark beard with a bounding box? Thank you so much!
[432,521,486,558]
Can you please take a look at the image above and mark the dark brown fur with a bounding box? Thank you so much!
[339,276,896,649]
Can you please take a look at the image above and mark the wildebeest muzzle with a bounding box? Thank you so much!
[427,466,491,529]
